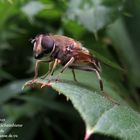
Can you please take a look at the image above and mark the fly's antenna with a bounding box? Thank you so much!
[30,38,35,44]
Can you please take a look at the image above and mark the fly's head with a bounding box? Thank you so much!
[31,34,54,60]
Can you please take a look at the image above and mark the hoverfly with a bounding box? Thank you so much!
[31,34,103,91]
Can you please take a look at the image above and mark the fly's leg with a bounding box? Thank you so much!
[41,61,54,79]
[69,65,103,90]
[90,60,103,90]
[67,63,119,104]
[94,68,119,104]
[47,59,60,81]
[29,60,45,87]
[55,57,75,81]
[33,60,43,81]
[31,60,52,85]
[72,69,78,82]
[41,59,60,88]
[94,69,103,91]
[49,59,60,76]
[41,59,60,79]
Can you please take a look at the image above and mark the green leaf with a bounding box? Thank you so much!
[66,0,125,33]
[23,71,140,140]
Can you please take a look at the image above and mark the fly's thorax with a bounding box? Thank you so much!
[50,46,71,65]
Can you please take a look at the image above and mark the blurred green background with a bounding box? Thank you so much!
[0,0,140,140]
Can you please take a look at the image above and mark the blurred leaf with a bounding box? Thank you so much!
[92,50,125,72]
[1,102,41,140]
[3,102,41,118]
[44,118,72,140]
[0,117,17,135]
[23,74,140,140]
[2,101,42,137]
[0,0,21,29]
[0,69,14,80]
[21,1,46,19]
[107,18,140,87]
[4,117,40,140]
[66,0,125,33]
[39,8,62,20]
[0,80,28,104]
[16,95,81,121]
[63,20,86,38]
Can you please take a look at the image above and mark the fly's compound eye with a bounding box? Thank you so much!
[41,36,54,54]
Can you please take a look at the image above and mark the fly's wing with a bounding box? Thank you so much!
[69,44,93,62]
[68,45,101,73]
[93,57,102,72]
